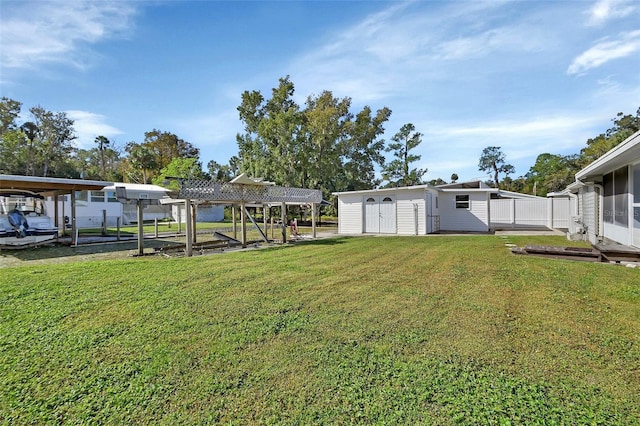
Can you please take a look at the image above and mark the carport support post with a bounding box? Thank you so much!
[185,199,193,257]
[137,200,144,255]
[54,194,60,237]
[281,202,287,243]
[240,202,247,248]
[61,196,66,236]
[311,203,317,238]
[71,190,77,246]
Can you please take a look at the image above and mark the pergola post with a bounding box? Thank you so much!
[185,198,192,257]
[232,206,237,240]
[241,202,247,248]
[311,203,317,238]
[263,204,268,237]
[281,202,287,243]
[137,200,144,255]
[192,203,197,243]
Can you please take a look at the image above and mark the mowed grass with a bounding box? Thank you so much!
[1,235,639,424]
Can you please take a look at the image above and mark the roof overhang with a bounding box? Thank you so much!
[333,184,435,196]
[576,130,640,180]
[0,174,110,195]
[439,188,499,193]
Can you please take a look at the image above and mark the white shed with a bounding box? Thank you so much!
[333,181,498,235]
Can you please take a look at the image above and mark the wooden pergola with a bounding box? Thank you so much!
[175,175,323,257]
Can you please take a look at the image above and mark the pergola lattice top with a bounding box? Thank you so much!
[177,179,322,204]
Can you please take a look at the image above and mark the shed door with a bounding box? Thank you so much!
[364,196,380,233]
[379,196,396,233]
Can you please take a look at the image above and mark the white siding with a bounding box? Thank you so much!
[46,194,124,228]
[396,190,427,235]
[440,192,489,232]
[581,186,597,244]
[337,194,363,234]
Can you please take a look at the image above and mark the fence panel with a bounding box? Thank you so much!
[490,198,571,230]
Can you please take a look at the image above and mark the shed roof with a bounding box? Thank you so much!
[333,181,499,196]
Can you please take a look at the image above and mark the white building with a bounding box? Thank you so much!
[334,181,500,235]
[334,180,574,236]
[44,183,172,228]
[561,130,640,247]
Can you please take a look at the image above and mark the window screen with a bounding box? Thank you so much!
[614,166,628,227]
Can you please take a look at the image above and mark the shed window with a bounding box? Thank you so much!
[382,197,393,202]
[455,195,469,209]
[366,197,376,203]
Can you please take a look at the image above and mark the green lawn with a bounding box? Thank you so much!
[1,235,639,424]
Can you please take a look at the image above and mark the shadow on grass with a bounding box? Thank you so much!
[0,238,182,263]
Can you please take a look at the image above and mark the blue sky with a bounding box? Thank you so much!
[1,0,639,183]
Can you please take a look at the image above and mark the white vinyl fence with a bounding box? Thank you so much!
[490,197,572,230]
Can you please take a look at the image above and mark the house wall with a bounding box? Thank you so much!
[171,204,224,223]
[46,191,124,228]
[440,192,489,232]
[337,193,363,234]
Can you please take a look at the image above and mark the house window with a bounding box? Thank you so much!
[106,191,118,202]
[455,194,469,209]
[90,191,104,203]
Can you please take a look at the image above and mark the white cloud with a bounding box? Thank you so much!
[289,1,554,105]
[567,30,640,75]
[66,110,123,149]
[586,0,637,26]
[422,114,602,168]
[170,110,241,156]
[0,0,137,70]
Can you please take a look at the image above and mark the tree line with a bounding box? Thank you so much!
[1,80,639,203]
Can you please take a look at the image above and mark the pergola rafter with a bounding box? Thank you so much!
[177,179,322,205]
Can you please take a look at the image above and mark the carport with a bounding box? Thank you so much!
[0,174,110,245]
